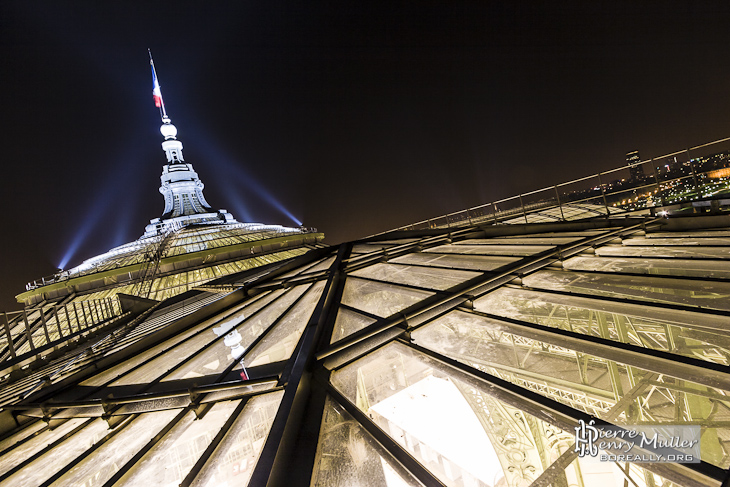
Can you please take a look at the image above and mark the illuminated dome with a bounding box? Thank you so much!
[17,53,324,307]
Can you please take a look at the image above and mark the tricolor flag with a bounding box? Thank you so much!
[151,62,163,108]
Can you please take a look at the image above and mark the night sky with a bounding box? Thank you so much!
[2,1,730,310]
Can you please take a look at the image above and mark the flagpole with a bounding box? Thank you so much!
[148,49,168,121]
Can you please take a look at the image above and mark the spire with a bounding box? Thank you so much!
[149,50,183,163]
[147,51,217,224]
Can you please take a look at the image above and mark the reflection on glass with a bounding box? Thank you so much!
[331,342,576,487]
[564,255,730,279]
[214,317,250,380]
[0,419,46,455]
[623,237,730,247]
[523,269,730,311]
[310,396,423,487]
[351,243,399,254]
[410,310,730,468]
[191,391,284,487]
[596,245,730,260]
[412,310,617,417]
[492,236,583,244]
[84,300,255,387]
[475,287,730,366]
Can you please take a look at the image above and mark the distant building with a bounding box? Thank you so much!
[626,150,645,180]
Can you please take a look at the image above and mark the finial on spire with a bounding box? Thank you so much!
[149,49,169,122]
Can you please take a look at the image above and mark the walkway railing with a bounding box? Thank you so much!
[375,136,730,234]
[1,297,122,361]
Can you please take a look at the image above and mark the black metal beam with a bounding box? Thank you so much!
[248,243,351,487]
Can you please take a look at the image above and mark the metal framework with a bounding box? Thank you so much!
[1,212,730,487]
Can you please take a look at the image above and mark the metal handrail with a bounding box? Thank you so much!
[0,296,122,361]
[371,135,730,235]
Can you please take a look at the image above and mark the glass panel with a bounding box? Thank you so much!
[304,255,337,274]
[412,310,617,416]
[115,401,240,486]
[245,280,326,367]
[410,309,730,468]
[111,291,280,387]
[507,203,616,224]
[81,300,254,387]
[0,419,46,454]
[331,341,576,487]
[648,231,730,238]
[4,418,109,486]
[426,244,552,256]
[523,269,730,311]
[596,245,730,259]
[491,236,583,245]
[190,390,284,487]
[562,202,622,220]
[502,230,608,237]
[623,237,730,246]
[162,285,309,382]
[0,417,89,477]
[51,409,180,487]
[474,287,730,366]
[279,255,335,279]
[352,243,399,254]
[310,395,423,487]
[341,277,434,318]
[140,249,308,302]
[390,252,519,272]
[331,307,377,343]
[564,255,730,279]
[349,263,480,291]
[376,239,422,245]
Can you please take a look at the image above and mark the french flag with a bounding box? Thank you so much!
[151,62,163,108]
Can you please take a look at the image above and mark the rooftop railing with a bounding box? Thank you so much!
[0,296,123,369]
[374,136,730,234]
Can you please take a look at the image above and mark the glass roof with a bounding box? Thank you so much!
[1,216,729,487]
